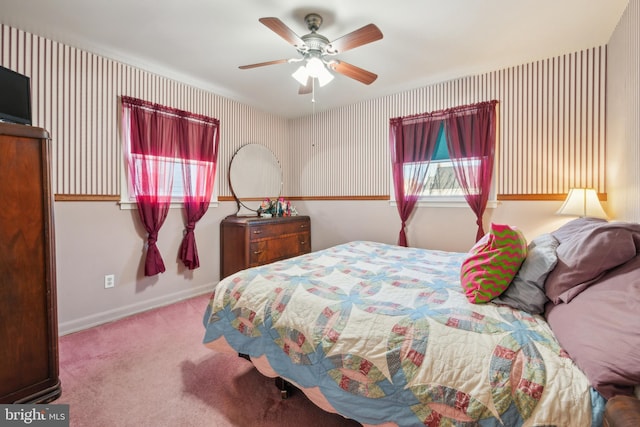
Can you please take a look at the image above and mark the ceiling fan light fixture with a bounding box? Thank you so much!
[292,60,334,88]
[305,56,334,87]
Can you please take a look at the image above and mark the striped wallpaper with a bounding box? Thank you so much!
[607,0,639,221]
[0,24,288,198]
[1,23,607,200]
[288,47,607,198]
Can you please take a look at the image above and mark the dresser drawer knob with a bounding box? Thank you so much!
[253,250,263,255]
[252,230,262,234]
[299,240,306,245]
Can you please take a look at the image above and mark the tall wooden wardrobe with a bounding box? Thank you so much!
[0,122,61,403]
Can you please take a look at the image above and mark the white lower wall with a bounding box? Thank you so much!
[54,198,580,335]
[294,199,575,253]
[54,201,236,335]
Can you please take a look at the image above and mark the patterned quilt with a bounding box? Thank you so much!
[203,241,604,426]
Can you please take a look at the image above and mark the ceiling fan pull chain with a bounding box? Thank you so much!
[312,78,316,103]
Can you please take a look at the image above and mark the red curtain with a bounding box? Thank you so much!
[122,96,220,275]
[389,100,497,246]
[177,119,220,269]
[122,97,177,276]
[389,115,441,246]
[444,100,498,242]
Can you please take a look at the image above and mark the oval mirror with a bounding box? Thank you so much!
[229,143,283,215]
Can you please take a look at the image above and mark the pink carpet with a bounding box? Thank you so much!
[56,293,361,427]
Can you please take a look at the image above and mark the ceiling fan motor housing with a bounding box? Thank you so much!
[304,13,323,32]
[301,33,329,56]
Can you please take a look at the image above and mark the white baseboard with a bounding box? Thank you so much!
[58,283,215,336]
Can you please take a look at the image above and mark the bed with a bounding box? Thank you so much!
[202,218,640,426]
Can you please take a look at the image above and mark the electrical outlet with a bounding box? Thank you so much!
[104,274,115,289]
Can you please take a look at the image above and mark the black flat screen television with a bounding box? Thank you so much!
[0,66,32,125]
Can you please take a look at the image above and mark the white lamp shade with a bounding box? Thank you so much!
[315,66,334,87]
[291,66,309,86]
[556,188,608,219]
[305,57,325,77]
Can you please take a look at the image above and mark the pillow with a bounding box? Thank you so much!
[545,218,640,304]
[550,216,607,242]
[545,254,640,399]
[460,223,527,304]
[492,233,559,314]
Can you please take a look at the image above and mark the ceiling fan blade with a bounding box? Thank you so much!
[326,24,383,54]
[298,78,312,95]
[329,61,378,85]
[259,17,306,49]
[239,59,289,69]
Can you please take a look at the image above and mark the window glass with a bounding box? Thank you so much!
[401,123,485,199]
[403,123,464,198]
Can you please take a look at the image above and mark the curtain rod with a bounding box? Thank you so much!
[391,100,498,124]
[120,95,219,126]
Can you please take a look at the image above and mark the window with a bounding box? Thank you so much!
[389,100,498,244]
[394,122,495,205]
[120,95,220,274]
[120,107,218,207]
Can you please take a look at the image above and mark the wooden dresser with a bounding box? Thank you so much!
[0,122,61,403]
[220,215,311,279]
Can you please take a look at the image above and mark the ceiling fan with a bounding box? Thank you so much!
[239,13,383,94]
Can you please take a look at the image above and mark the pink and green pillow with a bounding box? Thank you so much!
[460,223,528,304]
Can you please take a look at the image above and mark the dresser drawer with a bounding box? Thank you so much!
[220,215,312,279]
[249,232,310,266]
[248,219,310,241]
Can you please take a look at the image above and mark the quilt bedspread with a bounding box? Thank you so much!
[202,241,603,426]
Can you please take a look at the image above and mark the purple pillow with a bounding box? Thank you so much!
[545,255,640,399]
[544,218,640,303]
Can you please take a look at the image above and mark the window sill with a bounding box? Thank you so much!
[389,199,498,209]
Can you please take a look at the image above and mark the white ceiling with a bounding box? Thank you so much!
[0,0,629,118]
